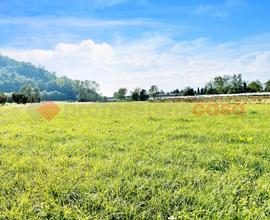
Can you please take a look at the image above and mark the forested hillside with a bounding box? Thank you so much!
[0,55,103,101]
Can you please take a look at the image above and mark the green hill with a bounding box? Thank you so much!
[0,55,102,101]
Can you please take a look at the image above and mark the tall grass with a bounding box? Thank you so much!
[0,102,269,219]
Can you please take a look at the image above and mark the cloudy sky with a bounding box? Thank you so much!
[0,0,270,95]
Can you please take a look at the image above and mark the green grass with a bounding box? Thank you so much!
[0,102,270,219]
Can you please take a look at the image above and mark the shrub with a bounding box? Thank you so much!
[131,88,140,101]
[19,84,41,103]
[12,93,28,104]
[114,88,127,100]
[139,89,149,101]
[247,80,263,93]
[0,93,7,105]
[265,80,270,92]
[183,87,195,96]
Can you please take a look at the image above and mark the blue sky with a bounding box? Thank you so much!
[1,0,270,48]
[0,0,270,95]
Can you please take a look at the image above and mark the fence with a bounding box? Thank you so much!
[153,92,270,103]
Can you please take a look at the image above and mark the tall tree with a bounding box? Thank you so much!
[0,93,7,105]
[171,89,180,95]
[113,88,127,100]
[197,87,200,95]
[200,88,205,95]
[182,87,195,96]
[139,89,149,101]
[12,93,28,104]
[243,82,248,93]
[149,85,159,99]
[20,84,41,103]
[213,76,229,94]
[265,80,270,92]
[131,88,141,101]
[75,80,102,102]
[229,74,244,94]
[247,80,263,93]
[205,82,217,94]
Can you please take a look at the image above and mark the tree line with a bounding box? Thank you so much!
[0,84,38,105]
[113,74,270,101]
[0,80,107,105]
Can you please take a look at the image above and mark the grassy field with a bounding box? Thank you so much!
[0,102,269,219]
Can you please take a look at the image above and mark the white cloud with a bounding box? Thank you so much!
[88,0,127,7]
[1,35,270,96]
[194,0,246,18]
[0,17,161,28]
[85,0,148,7]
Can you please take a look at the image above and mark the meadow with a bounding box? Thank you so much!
[0,102,269,219]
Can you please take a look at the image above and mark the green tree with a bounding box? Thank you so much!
[33,87,41,102]
[205,81,217,94]
[75,80,102,102]
[171,89,180,95]
[139,89,149,101]
[0,93,7,105]
[12,93,28,104]
[20,84,41,103]
[213,75,230,94]
[229,74,244,94]
[243,82,248,92]
[247,80,263,93]
[265,80,270,92]
[131,88,141,101]
[149,85,159,99]
[113,88,127,100]
[205,74,245,94]
[182,87,195,96]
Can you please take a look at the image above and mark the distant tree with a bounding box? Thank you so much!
[171,89,180,95]
[19,84,31,98]
[20,84,40,103]
[139,89,149,101]
[182,87,195,96]
[213,75,230,94]
[205,74,245,94]
[131,88,141,101]
[77,89,101,102]
[228,74,244,94]
[247,80,263,93]
[82,80,100,92]
[33,87,41,102]
[243,82,248,93]
[101,96,108,102]
[265,80,270,92]
[197,87,200,95]
[205,82,217,94]
[0,93,7,105]
[149,85,159,99]
[5,94,13,103]
[75,80,102,102]
[12,93,28,104]
[159,90,165,95]
[113,88,127,100]
[200,88,205,95]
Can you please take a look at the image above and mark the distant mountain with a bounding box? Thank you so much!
[0,55,102,101]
